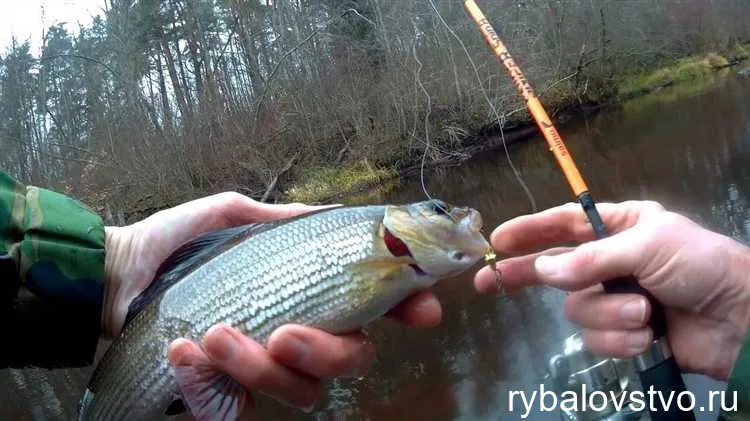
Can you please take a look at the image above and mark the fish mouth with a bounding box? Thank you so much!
[461,207,484,233]
[454,207,492,258]
[383,201,493,273]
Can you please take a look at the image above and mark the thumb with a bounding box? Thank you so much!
[214,194,341,227]
[533,230,645,291]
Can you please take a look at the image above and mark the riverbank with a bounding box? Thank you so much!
[282,44,750,204]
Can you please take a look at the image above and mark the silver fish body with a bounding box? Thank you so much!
[78,200,490,421]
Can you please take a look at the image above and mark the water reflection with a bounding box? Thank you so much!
[2,72,750,420]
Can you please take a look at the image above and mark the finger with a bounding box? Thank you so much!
[201,323,321,410]
[154,192,340,240]
[532,230,645,290]
[267,325,375,379]
[490,200,665,255]
[216,193,341,226]
[168,337,211,365]
[385,290,442,327]
[582,327,653,358]
[564,288,651,330]
[473,247,574,294]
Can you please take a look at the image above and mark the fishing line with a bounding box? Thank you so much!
[413,37,503,294]
[421,0,540,295]
[411,23,470,233]
[413,31,505,294]
[411,31,441,213]
[425,0,537,214]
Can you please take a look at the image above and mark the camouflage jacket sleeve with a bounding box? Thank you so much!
[0,171,105,369]
[723,333,750,419]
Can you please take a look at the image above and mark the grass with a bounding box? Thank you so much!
[616,52,732,99]
[284,161,398,203]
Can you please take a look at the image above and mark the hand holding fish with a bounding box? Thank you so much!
[474,200,750,381]
[98,193,451,418]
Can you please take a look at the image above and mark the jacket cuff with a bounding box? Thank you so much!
[1,173,106,368]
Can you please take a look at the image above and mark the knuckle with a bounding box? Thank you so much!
[544,201,578,217]
[573,242,600,268]
[602,331,627,352]
[228,352,267,387]
[218,191,248,205]
[658,211,686,226]
[582,330,608,352]
[321,348,351,375]
[639,200,665,213]
[563,295,582,321]
[302,337,352,376]
[558,202,581,216]
[643,211,690,241]
[327,339,373,377]
[248,365,273,388]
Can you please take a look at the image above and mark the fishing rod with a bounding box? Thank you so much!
[463,2,695,420]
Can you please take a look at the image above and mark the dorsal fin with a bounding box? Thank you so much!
[123,206,341,327]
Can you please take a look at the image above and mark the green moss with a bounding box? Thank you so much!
[705,52,730,68]
[284,161,398,203]
[732,43,750,60]
[621,72,724,112]
[616,53,730,99]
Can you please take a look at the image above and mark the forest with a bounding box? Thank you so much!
[1,0,748,222]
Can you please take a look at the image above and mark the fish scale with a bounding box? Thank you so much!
[78,201,491,421]
[169,209,376,336]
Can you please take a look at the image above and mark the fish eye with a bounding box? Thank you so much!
[449,250,465,260]
[428,199,450,215]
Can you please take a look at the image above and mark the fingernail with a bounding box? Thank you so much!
[204,324,239,361]
[626,331,651,353]
[283,335,310,366]
[166,339,190,367]
[621,299,646,324]
[534,255,566,279]
[345,342,374,378]
[301,404,315,413]
[167,341,180,358]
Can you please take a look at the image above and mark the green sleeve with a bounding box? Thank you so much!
[0,171,105,369]
[723,333,750,419]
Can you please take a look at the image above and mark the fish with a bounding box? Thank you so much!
[77,199,491,421]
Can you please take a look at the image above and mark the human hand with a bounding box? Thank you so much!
[102,192,443,410]
[474,200,750,381]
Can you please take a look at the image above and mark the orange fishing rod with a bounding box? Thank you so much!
[464,2,695,420]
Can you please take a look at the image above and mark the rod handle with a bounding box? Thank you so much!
[577,193,696,419]
[602,276,667,339]
[577,193,668,338]
[636,354,698,421]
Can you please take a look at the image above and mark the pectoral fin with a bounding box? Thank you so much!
[170,340,248,421]
[173,362,247,421]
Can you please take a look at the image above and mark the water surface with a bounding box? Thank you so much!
[2,68,749,421]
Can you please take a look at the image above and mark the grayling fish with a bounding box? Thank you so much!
[77,199,491,421]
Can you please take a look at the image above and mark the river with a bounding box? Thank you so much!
[2,67,749,421]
